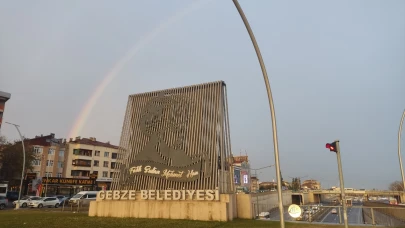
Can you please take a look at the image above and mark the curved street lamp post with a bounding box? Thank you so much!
[398,109,405,192]
[232,1,284,226]
[5,122,26,210]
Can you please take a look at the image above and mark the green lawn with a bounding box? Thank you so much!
[0,210,389,228]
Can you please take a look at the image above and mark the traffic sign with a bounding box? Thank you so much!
[287,204,302,218]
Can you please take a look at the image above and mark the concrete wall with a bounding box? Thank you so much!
[89,193,236,222]
[237,191,292,219]
[89,191,294,221]
[292,192,310,205]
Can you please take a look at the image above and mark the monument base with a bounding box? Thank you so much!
[89,194,237,222]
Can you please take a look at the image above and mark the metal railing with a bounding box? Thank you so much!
[254,203,405,227]
[60,200,90,213]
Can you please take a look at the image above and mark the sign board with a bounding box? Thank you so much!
[232,156,248,164]
[288,204,302,218]
[97,189,220,201]
[234,168,241,185]
[96,178,113,182]
[42,177,95,186]
[25,173,37,181]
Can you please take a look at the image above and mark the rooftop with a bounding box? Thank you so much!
[0,91,11,101]
[27,133,64,146]
[69,136,118,149]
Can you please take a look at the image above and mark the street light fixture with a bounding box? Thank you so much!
[5,122,26,210]
[232,1,285,227]
[398,109,405,192]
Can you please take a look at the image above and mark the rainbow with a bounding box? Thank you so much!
[68,0,213,139]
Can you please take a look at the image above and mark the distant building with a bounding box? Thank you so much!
[27,133,66,179]
[301,179,321,190]
[0,91,11,131]
[250,176,259,192]
[259,181,276,190]
[26,135,119,196]
[231,155,251,192]
[65,136,119,191]
[259,181,290,190]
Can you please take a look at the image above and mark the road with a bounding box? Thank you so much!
[320,206,363,224]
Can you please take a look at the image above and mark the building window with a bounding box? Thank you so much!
[93,160,99,167]
[71,170,90,177]
[93,171,98,176]
[57,173,62,177]
[32,159,41,166]
[33,147,43,154]
[72,159,91,167]
[57,161,63,168]
[102,171,108,177]
[112,153,118,159]
[110,172,115,178]
[95,150,100,156]
[45,172,52,177]
[48,148,55,155]
[104,152,109,158]
[103,161,109,168]
[46,160,54,167]
[73,149,92,156]
[59,150,64,157]
[111,162,116,169]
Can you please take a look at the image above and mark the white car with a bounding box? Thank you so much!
[13,196,42,208]
[28,197,60,208]
[331,209,337,214]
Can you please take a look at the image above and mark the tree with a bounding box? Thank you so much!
[290,177,301,191]
[389,181,404,191]
[0,136,37,184]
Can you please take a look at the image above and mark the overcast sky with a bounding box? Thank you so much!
[1,0,404,190]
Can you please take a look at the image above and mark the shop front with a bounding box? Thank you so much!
[41,177,96,197]
[95,177,112,191]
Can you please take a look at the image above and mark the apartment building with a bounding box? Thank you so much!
[27,133,66,179]
[0,91,11,131]
[64,136,118,190]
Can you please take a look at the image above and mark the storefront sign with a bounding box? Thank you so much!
[97,189,220,201]
[25,173,37,181]
[96,178,113,182]
[42,177,96,185]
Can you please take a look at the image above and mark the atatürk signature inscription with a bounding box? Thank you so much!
[128,165,199,180]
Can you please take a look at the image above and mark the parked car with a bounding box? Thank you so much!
[258,211,270,219]
[28,197,60,208]
[6,191,19,202]
[68,191,98,206]
[331,209,337,214]
[0,196,8,210]
[13,196,42,208]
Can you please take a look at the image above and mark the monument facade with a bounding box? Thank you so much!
[89,81,237,221]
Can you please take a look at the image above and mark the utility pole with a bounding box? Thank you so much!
[326,140,349,228]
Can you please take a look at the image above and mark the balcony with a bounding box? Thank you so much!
[73,149,92,157]
[71,170,90,178]
[72,159,91,167]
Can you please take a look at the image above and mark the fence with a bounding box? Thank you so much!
[60,200,90,213]
[253,203,405,227]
